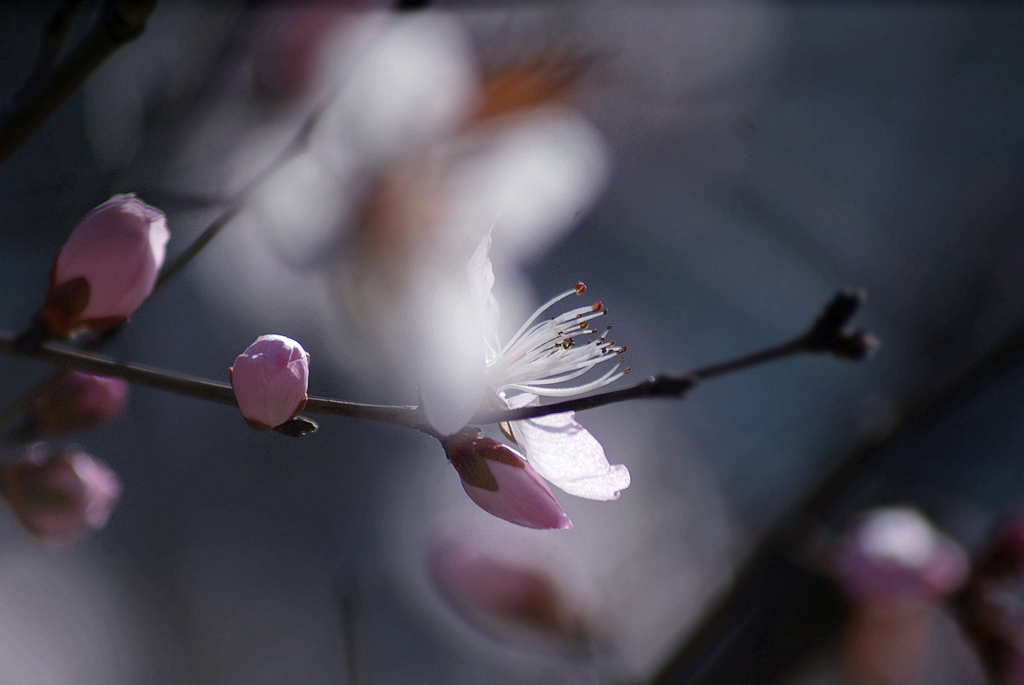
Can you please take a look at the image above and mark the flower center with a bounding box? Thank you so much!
[486,283,628,398]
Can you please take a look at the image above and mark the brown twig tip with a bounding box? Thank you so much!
[803,289,879,360]
[832,331,882,361]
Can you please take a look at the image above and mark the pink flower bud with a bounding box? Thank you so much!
[835,507,968,603]
[443,431,571,530]
[0,444,121,545]
[22,370,128,437]
[429,542,585,639]
[230,335,310,429]
[40,194,169,337]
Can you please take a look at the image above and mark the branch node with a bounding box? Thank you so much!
[272,416,318,437]
[803,289,877,360]
[12,315,51,355]
[649,374,697,397]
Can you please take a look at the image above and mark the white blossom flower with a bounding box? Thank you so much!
[467,236,631,501]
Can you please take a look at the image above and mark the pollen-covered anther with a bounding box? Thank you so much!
[484,280,629,401]
[574,282,586,295]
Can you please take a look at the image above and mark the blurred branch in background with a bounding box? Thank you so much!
[0,0,158,164]
[653,321,1024,684]
[0,288,875,437]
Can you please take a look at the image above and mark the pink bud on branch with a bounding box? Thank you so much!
[230,335,310,429]
[38,194,169,338]
[20,370,128,437]
[0,444,121,545]
[443,430,572,530]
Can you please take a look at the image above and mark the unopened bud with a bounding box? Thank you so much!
[443,431,571,530]
[230,335,310,429]
[835,507,967,603]
[0,444,121,545]
[18,371,128,438]
[39,194,169,337]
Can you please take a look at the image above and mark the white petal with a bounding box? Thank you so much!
[467,234,501,358]
[415,272,487,436]
[312,13,476,171]
[506,394,630,501]
[448,110,611,264]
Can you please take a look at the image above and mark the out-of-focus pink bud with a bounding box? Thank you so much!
[443,431,571,530]
[429,541,585,639]
[230,335,310,429]
[835,506,968,603]
[962,512,1024,684]
[40,194,169,337]
[21,370,128,437]
[835,507,968,685]
[0,444,121,545]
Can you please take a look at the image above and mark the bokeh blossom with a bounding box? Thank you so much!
[0,444,121,546]
[834,507,969,685]
[429,540,587,642]
[17,370,129,438]
[963,512,1024,684]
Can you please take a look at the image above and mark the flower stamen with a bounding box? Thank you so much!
[487,283,627,400]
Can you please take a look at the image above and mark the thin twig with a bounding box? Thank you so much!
[0,331,429,432]
[0,0,159,164]
[0,289,876,438]
[470,338,807,424]
[1,82,326,422]
[472,290,876,424]
[153,103,324,292]
[11,0,85,105]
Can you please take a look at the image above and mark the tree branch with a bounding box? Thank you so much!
[0,331,429,432]
[471,289,877,424]
[0,0,159,164]
[11,0,85,105]
[0,289,876,439]
[152,102,323,292]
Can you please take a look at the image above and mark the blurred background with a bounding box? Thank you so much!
[0,1,1022,683]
